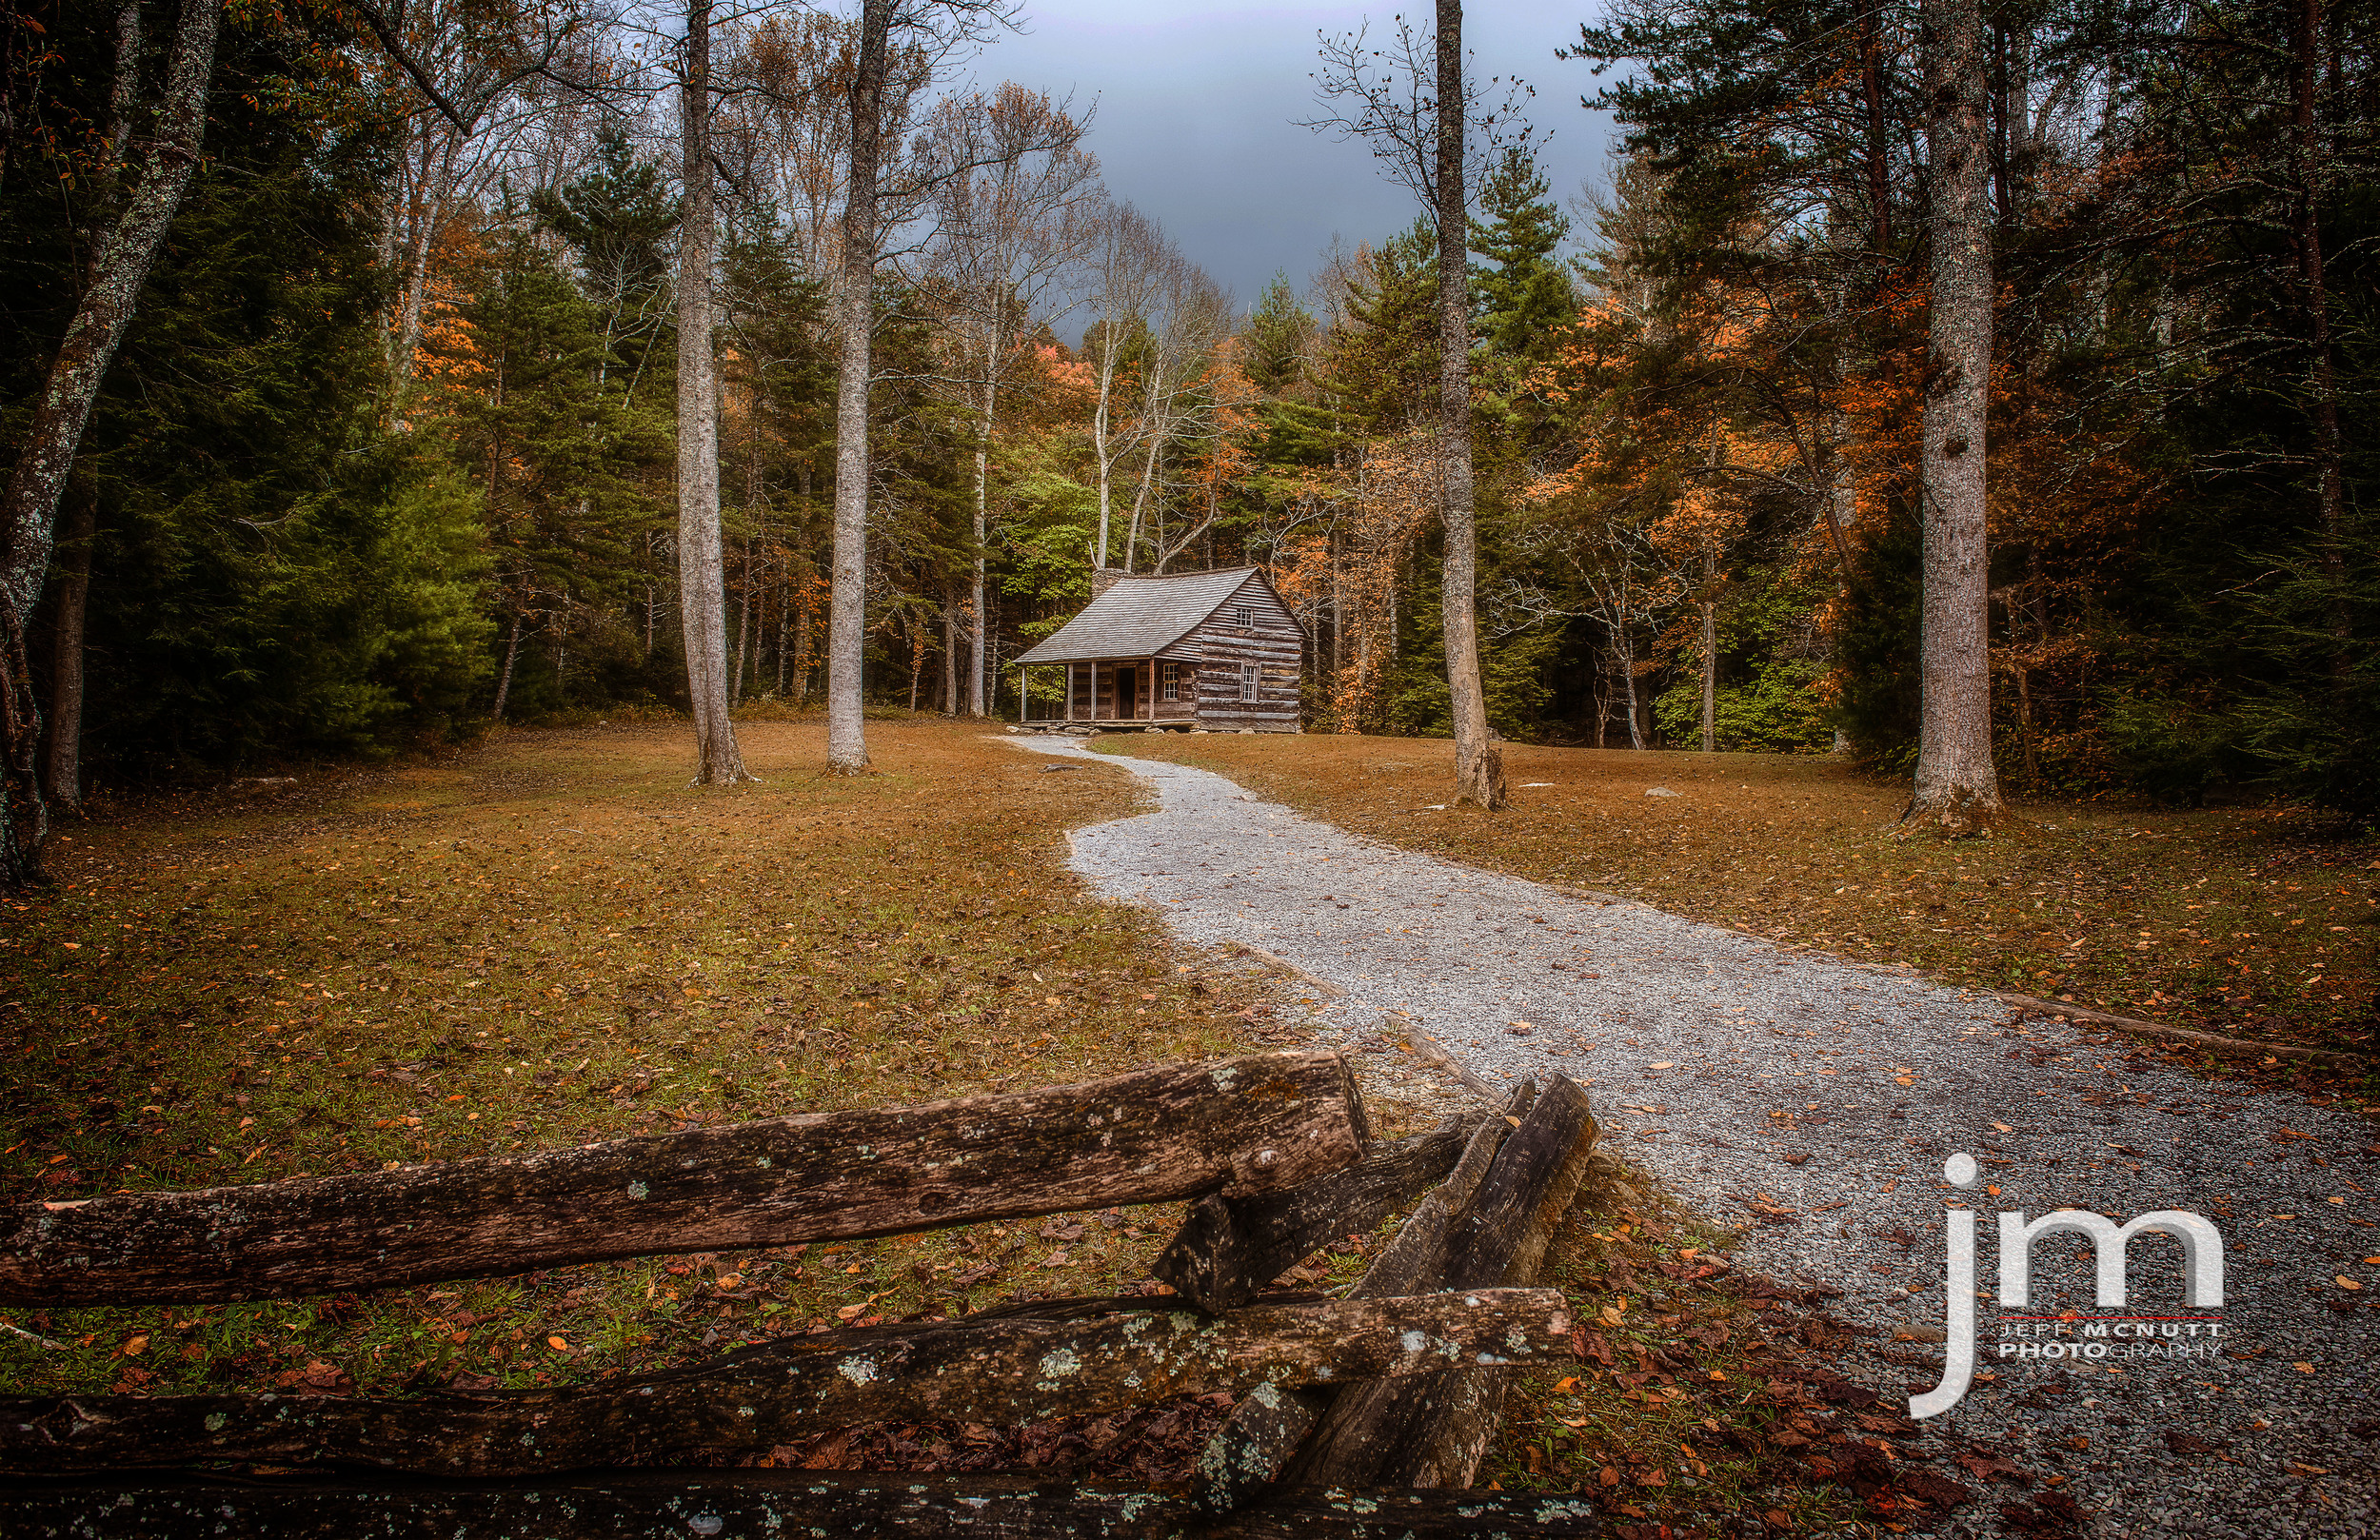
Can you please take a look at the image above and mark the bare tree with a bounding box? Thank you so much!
[1081,199,1174,568]
[1908,0,2000,832]
[920,84,1098,714]
[823,0,898,774]
[1119,262,1233,572]
[1,0,221,885]
[1307,4,1510,808]
[823,0,1021,774]
[678,0,753,782]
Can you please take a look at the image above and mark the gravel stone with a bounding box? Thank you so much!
[1033,738,2380,1536]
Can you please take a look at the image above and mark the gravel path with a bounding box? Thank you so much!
[1024,735,2379,1537]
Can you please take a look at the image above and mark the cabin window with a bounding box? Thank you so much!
[1232,604,1252,628]
[1161,662,1180,701]
[1240,662,1259,701]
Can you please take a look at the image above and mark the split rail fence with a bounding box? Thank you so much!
[0,1051,1603,1537]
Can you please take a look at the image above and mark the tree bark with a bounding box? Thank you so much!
[2291,0,2349,672]
[491,614,524,721]
[971,378,993,715]
[1,1474,1603,1538]
[2,1052,1366,1307]
[6,1290,1570,1477]
[1698,597,1716,752]
[42,476,96,811]
[676,0,750,784]
[1861,0,1892,257]
[1094,346,1116,566]
[1908,0,2001,835]
[0,0,222,885]
[1433,0,1503,810]
[825,0,892,773]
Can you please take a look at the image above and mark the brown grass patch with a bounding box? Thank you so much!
[0,721,1275,1399]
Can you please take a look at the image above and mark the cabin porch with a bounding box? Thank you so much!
[1018,658,1198,728]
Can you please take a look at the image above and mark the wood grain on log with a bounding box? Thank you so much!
[1153,1115,1478,1312]
[1,1053,1366,1306]
[1191,1086,1531,1510]
[1283,1076,1598,1490]
[0,1473,1602,1538]
[2,1290,1572,1476]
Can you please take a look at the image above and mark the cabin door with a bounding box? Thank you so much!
[1114,662,1138,719]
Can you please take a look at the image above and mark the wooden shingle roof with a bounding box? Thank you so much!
[1014,568,1263,665]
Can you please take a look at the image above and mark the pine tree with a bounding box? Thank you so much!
[533,134,680,407]
[436,232,653,720]
[1469,146,1575,361]
[1243,272,1315,396]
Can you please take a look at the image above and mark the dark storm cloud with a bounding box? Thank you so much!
[974,1,1612,315]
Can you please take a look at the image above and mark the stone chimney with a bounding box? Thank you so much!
[1090,566,1127,598]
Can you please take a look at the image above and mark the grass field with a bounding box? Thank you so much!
[1110,733,2380,1072]
[10,718,2341,1530]
[0,721,1277,1401]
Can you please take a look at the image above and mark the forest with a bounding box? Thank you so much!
[2,0,2374,873]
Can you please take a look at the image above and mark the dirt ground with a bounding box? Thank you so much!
[1112,733,2380,1071]
[0,721,1283,1402]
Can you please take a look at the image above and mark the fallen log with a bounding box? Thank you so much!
[2,1289,1572,1477]
[1282,1076,1598,1490]
[1191,1085,1530,1510]
[0,1473,1603,1538]
[2,1053,1366,1306]
[1152,1114,1480,1312]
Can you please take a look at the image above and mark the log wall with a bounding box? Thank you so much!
[1190,577,1302,733]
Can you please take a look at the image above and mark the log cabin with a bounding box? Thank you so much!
[1013,567,1302,732]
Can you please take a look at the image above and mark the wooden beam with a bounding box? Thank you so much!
[1,1053,1368,1306]
[1279,1076,1598,1491]
[0,1473,1604,1538]
[2,1290,1575,1477]
[1191,1087,1529,1511]
[1152,1116,1479,1312]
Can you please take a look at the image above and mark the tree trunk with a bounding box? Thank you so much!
[825,0,891,774]
[970,378,994,716]
[1123,432,1160,574]
[1908,0,2001,835]
[1,0,220,886]
[1093,352,1115,566]
[730,547,749,708]
[676,0,749,785]
[42,477,96,811]
[942,591,959,714]
[1698,597,1716,752]
[2291,0,2349,672]
[1861,0,1892,257]
[491,613,524,721]
[1592,650,1607,749]
[1434,0,1503,811]
[1618,628,1644,751]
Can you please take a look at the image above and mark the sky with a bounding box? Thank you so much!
[966,1,1617,316]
